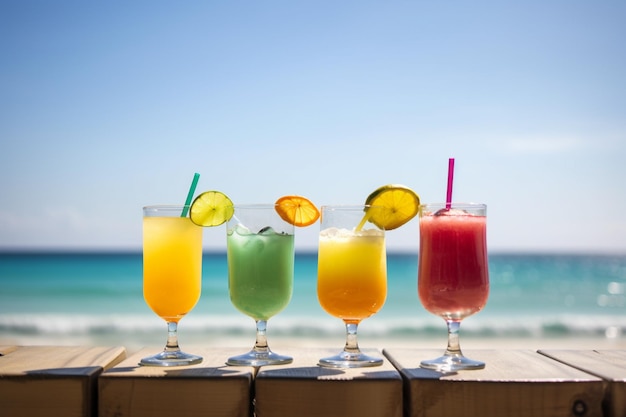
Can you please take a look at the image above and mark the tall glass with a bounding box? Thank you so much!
[141,205,203,366]
[418,203,489,371]
[226,204,294,366]
[317,205,387,368]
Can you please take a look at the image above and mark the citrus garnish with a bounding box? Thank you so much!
[275,195,320,227]
[362,184,420,230]
[189,191,234,227]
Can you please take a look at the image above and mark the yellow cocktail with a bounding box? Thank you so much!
[143,217,202,322]
[141,205,203,367]
[316,205,388,368]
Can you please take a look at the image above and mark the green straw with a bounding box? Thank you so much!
[181,172,200,217]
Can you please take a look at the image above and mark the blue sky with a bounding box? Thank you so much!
[1,1,625,253]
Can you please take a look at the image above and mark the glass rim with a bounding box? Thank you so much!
[143,204,186,210]
[231,203,281,209]
[419,202,486,209]
[320,204,385,210]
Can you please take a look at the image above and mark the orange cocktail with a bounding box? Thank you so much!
[316,205,388,368]
[317,229,386,323]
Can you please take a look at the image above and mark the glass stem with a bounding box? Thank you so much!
[164,321,181,352]
[254,319,270,352]
[444,320,463,357]
[344,322,361,354]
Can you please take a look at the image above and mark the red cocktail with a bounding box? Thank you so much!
[418,203,489,371]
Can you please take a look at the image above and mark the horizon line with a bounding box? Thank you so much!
[1,248,625,257]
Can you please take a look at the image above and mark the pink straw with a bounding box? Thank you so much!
[446,158,454,209]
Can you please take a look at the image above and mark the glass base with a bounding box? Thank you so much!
[140,349,203,367]
[226,349,293,367]
[318,350,383,368]
[420,354,485,372]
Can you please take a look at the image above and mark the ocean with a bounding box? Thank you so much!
[1,252,625,349]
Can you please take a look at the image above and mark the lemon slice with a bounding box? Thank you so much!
[275,195,320,227]
[363,184,420,230]
[189,191,234,227]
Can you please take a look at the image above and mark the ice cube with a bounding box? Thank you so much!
[434,208,468,216]
[234,223,252,235]
[320,227,347,238]
[258,226,275,235]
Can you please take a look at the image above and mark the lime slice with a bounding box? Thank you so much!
[363,184,420,230]
[189,191,234,227]
[275,195,320,227]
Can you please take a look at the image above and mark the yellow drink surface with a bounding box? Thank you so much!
[317,228,387,323]
[143,216,202,322]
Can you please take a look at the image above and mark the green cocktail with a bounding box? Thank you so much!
[228,228,294,320]
[226,204,295,366]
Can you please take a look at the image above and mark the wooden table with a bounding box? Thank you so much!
[539,350,626,417]
[255,348,403,417]
[98,347,254,417]
[0,345,125,417]
[3,346,624,417]
[383,348,605,417]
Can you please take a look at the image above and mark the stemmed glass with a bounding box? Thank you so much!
[317,205,387,368]
[226,204,294,366]
[418,203,489,371]
[140,205,203,366]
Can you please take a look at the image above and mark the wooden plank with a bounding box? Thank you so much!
[0,345,18,356]
[539,350,626,417]
[384,349,604,417]
[255,348,402,417]
[98,347,254,417]
[0,345,126,417]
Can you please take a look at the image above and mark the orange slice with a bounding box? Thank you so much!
[275,195,320,227]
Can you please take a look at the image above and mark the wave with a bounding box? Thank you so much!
[1,313,625,340]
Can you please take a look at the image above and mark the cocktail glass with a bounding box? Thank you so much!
[317,205,387,368]
[418,203,489,371]
[226,204,294,366]
[140,205,203,366]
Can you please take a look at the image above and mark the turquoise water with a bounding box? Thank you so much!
[1,252,625,345]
